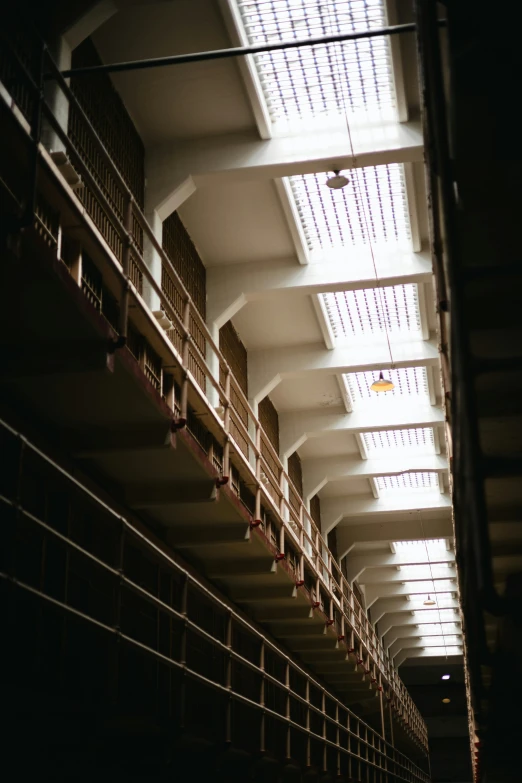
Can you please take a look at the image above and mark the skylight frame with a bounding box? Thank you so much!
[323,283,422,344]
[362,427,436,456]
[375,472,440,493]
[234,0,398,131]
[344,366,431,407]
[290,164,412,254]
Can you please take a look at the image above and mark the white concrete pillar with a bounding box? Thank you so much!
[248,397,258,471]
[206,321,220,408]
[142,209,162,313]
[41,37,71,154]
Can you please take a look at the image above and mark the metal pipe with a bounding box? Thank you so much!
[51,22,438,80]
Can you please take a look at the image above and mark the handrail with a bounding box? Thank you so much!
[0,416,430,782]
[0,36,428,750]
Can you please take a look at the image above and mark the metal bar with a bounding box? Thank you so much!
[52,23,443,80]
[23,39,46,228]
[0,568,428,781]
[0,480,418,762]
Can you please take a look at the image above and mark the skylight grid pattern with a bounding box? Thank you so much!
[323,284,421,342]
[417,623,460,634]
[345,366,430,404]
[290,164,410,252]
[421,646,462,655]
[395,538,447,553]
[363,427,435,455]
[413,609,457,622]
[403,580,455,594]
[421,635,461,646]
[376,472,439,492]
[235,0,395,124]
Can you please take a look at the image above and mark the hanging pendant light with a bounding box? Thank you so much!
[370,371,395,393]
[326,170,350,190]
[423,595,436,606]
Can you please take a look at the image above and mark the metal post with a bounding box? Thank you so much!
[225,612,233,744]
[379,688,386,742]
[118,194,134,344]
[179,299,191,425]
[23,40,46,229]
[179,574,188,729]
[260,642,266,753]
[285,661,291,759]
[222,367,231,481]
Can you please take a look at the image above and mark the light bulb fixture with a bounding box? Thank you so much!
[326,170,350,190]
[423,595,436,606]
[441,674,451,680]
[370,371,395,393]
[442,698,451,704]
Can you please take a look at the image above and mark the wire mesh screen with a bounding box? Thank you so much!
[290,164,411,252]
[323,283,421,341]
[363,427,435,455]
[375,472,439,492]
[345,366,430,405]
[235,0,396,126]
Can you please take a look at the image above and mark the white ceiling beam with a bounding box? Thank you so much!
[336,516,454,559]
[217,0,272,140]
[320,495,451,537]
[64,0,117,49]
[146,121,423,215]
[379,612,460,638]
[395,648,463,666]
[366,580,457,607]
[383,624,462,649]
[302,453,448,501]
[389,637,462,659]
[344,549,455,582]
[358,565,457,586]
[249,337,440,405]
[372,597,459,625]
[206,250,432,326]
[280,405,445,460]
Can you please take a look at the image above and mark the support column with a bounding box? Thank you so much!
[142,209,162,313]
[41,37,71,155]
[248,397,258,471]
[206,321,220,408]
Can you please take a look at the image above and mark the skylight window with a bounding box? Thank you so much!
[399,564,453,579]
[417,623,460,634]
[394,538,447,553]
[421,646,462,656]
[363,427,435,456]
[375,472,439,493]
[402,580,455,594]
[323,284,421,343]
[235,0,396,129]
[413,609,458,622]
[290,164,411,253]
[408,593,455,609]
[420,635,461,646]
[345,366,430,406]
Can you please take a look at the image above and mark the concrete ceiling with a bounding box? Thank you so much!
[90,0,465,665]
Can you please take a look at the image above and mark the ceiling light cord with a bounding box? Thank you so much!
[418,510,449,660]
[330,36,396,375]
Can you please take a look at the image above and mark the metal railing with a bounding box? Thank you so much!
[0,417,429,782]
[0,31,428,750]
